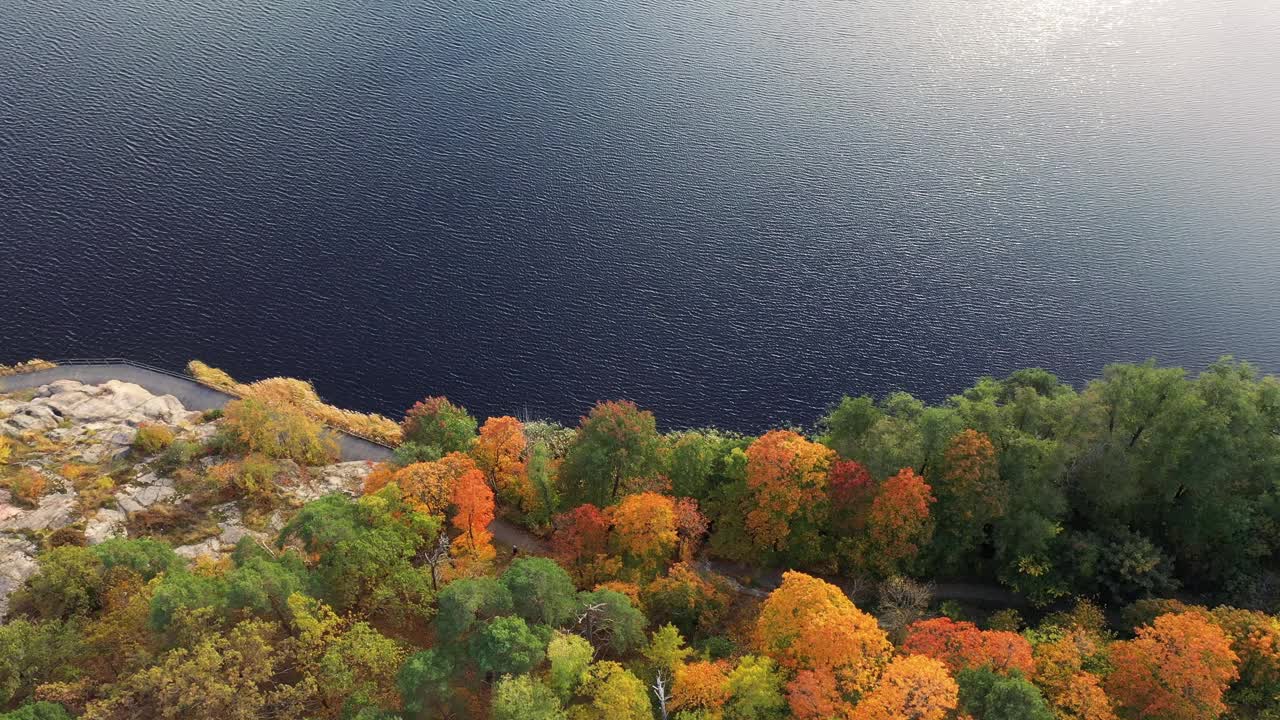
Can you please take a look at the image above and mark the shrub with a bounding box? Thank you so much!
[206,455,282,505]
[218,399,339,465]
[6,467,48,507]
[47,528,86,548]
[0,701,74,720]
[156,440,201,472]
[237,453,282,505]
[0,436,12,464]
[987,609,1024,632]
[131,424,174,455]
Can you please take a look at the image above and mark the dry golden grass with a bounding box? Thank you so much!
[76,476,119,514]
[60,463,98,485]
[187,360,402,446]
[0,358,57,377]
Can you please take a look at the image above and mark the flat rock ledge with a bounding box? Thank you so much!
[0,380,378,615]
[0,379,196,437]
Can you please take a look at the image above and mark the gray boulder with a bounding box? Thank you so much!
[0,490,78,532]
[291,461,372,502]
[0,536,38,619]
[85,508,128,544]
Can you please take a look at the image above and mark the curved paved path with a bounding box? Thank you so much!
[3,365,1020,606]
[0,364,393,462]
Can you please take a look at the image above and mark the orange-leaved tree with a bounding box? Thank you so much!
[827,459,876,534]
[1210,606,1280,698]
[850,654,958,720]
[756,571,892,698]
[470,415,527,505]
[551,503,615,586]
[865,467,935,575]
[672,660,731,715]
[901,617,1034,677]
[939,429,1002,521]
[1034,629,1106,700]
[378,462,452,515]
[610,492,677,581]
[673,497,710,561]
[449,465,495,573]
[933,429,1004,568]
[787,669,849,720]
[371,451,481,516]
[1053,672,1118,720]
[1105,612,1239,720]
[744,430,835,556]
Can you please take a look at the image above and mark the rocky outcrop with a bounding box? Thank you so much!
[84,507,127,544]
[290,461,372,502]
[173,503,272,560]
[0,379,196,437]
[0,486,78,533]
[0,537,37,618]
[0,380,380,614]
[114,472,177,515]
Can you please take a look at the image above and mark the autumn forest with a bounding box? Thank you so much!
[2,357,1280,720]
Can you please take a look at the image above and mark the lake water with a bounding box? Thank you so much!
[2,0,1278,430]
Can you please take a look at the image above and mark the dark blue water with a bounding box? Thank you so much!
[2,0,1278,429]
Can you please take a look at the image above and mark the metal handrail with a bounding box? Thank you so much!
[41,358,397,450]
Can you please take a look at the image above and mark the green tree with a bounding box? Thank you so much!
[575,588,646,656]
[560,401,661,506]
[149,569,228,631]
[643,623,693,678]
[526,441,562,526]
[397,649,457,719]
[578,661,651,720]
[956,667,1054,720]
[435,577,514,643]
[92,538,179,580]
[492,674,567,720]
[0,620,83,707]
[313,621,406,716]
[820,395,882,461]
[0,702,74,720]
[724,655,787,720]
[501,557,578,628]
[400,396,477,457]
[280,489,440,623]
[11,545,104,620]
[224,540,309,623]
[472,616,549,677]
[547,631,595,700]
[665,431,728,500]
[830,393,927,479]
